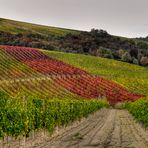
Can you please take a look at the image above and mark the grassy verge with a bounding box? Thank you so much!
[122,98,148,127]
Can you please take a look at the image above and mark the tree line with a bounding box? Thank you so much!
[0,29,148,66]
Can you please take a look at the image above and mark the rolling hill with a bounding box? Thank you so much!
[0,18,77,36]
[0,45,147,147]
[0,18,148,147]
[0,45,144,104]
[45,50,148,95]
[0,18,148,66]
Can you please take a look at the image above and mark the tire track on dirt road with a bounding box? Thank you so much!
[38,109,148,148]
[2,109,148,148]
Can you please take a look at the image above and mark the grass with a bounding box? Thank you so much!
[45,50,148,95]
[122,98,148,126]
[0,18,78,36]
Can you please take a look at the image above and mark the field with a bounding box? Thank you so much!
[0,45,144,104]
[0,18,77,36]
[0,45,148,147]
[45,50,148,95]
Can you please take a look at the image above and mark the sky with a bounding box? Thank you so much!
[0,0,148,38]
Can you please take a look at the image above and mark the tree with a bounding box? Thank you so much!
[140,56,148,66]
[132,57,139,65]
[121,52,132,62]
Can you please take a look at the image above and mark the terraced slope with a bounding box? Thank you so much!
[0,45,143,104]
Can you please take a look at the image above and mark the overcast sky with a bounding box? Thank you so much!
[0,0,148,38]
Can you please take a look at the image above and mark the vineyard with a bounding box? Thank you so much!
[0,91,108,138]
[45,50,148,95]
[0,45,144,105]
[0,45,147,147]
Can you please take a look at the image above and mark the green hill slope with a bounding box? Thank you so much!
[0,18,148,66]
[0,18,77,36]
[0,45,147,139]
[45,50,148,95]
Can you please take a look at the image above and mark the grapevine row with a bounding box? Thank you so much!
[0,91,109,138]
[0,45,144,104]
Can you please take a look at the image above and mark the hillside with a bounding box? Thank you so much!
[0,45,144,104]
[45,50,148,95]
[0,45,147,147]
[0,18,77,36]
[0,18,148,66]
[136,36,148,42]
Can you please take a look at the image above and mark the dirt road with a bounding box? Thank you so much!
[34,109,148,148]
[1,109,148,148]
